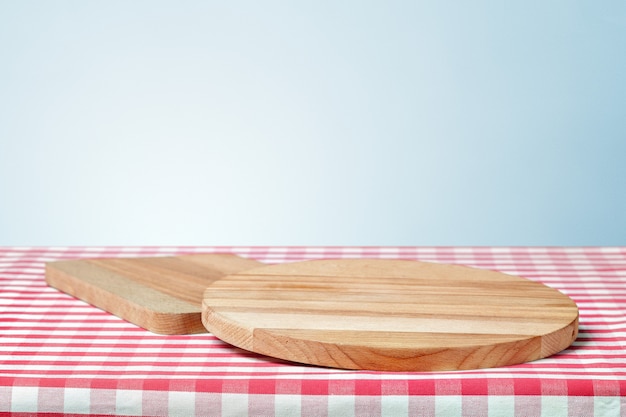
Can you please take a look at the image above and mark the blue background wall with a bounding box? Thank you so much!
[1,1,624,246]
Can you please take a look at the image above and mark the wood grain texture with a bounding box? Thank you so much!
[46,254,263,334]
[201,259,579,371]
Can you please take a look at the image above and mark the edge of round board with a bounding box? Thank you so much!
[201,259,579,371]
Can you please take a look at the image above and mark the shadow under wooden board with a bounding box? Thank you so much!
[46,255,579,371]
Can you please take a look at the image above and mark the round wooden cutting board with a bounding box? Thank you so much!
[201,259,579,371]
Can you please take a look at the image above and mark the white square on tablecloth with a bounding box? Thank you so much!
[274,394,301,417]
[487,395,514,417]
[594,396,622,417]
[168,391,195,417]
[435,395,462,417]
[541,395,568,417]
[10,386,38,412]
[381,395,408,416]
[222,393,248,416]
[328,395,355,417]
[63,388,91,414]
[116,389,143,416]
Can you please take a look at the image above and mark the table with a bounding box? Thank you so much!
[1,246,625,416]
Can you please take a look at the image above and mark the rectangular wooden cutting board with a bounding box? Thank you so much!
[45,254,263,334]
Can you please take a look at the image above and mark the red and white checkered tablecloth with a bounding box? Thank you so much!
[1,246,625,416]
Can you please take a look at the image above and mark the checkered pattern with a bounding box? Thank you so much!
[1,246,625,416]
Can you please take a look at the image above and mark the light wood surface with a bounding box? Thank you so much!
[201,259,579,371]
[46,254,263,334]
